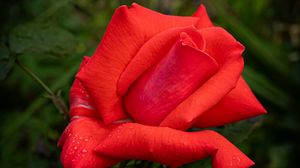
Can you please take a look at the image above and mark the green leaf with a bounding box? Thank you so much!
[0,43,15,80]
[213,118,263,144]
[191,118,263,145]
[9,23,77,58]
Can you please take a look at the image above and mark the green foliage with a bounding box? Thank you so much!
[182,158,212,168]
[0,43,15,80]
[216,118,263,144]
[0,0,299,168]
[9,23,77,58]
[243,66,290,110]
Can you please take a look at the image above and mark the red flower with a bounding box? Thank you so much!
[58,3,266,168]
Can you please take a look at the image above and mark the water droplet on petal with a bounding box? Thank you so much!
[84,138,88,142]
[82,149,87,153]
[74,146,78,150]
[79,137,83,140]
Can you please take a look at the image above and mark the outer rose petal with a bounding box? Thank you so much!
[69,57,99,119]
[58,117,119,168]
[124,36,218,125]
[76,3,207,124]
[95,123,254,168]
[160,27,245,130]
[193,4,214,28]
[70,79,98,118]
[194,77,267,128]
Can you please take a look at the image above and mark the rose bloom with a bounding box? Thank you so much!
[58,3,266,168]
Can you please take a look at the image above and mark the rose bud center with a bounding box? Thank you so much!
[124,32,219,126]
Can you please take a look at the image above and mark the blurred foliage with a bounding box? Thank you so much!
[0,0,299,167]
[9,23,77,58]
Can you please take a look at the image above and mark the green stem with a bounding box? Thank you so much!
[2,61,79,139]
[15,59,54,95]
[15,58,69,117]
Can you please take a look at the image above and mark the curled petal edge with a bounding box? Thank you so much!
[96,123,254,168]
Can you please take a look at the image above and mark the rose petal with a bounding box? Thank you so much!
[124,34,218,125]
[58,117,119,168]
[76,3,203,124]
[69,57,99,119]
[160,27,245,130]
[117,26,205,96]
[96,123,254,168]
[193,4,214,28]
[194,77,267,128]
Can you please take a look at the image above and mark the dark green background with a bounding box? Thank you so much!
[1,0,299,167]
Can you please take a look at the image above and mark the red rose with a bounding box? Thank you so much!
[58,3,266,168]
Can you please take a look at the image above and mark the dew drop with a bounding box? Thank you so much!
[79,137,83,140]
[74,146,78,150]
[82,149,87,153]
[71,159,75,162]
[72,140,75,143]
[84,138,89,142]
